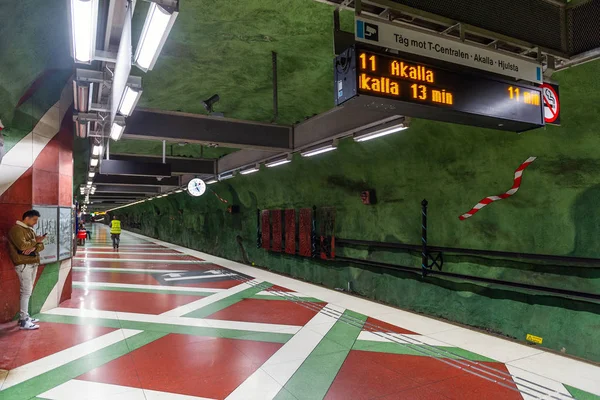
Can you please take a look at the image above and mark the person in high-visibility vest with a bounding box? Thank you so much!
[110,216,122,250]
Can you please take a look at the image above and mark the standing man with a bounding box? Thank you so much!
[8,210,46,330]
[110,215,121,250]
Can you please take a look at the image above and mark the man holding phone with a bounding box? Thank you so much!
[8,210,46,330]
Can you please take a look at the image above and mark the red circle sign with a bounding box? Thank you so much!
[540,83,559,123]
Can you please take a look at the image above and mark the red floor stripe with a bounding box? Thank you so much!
[129,334,282,399]
[206,298,325,326]
[61,289,203,314]
[363,316,417,335]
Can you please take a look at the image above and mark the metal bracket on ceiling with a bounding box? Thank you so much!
[93,50,118,64]
[142,0,179,11]
[544,55,557,78]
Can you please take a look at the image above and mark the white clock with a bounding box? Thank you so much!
[187,178,207,197]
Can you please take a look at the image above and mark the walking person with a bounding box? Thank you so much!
[110,215,121,250]
[7,210,46,330]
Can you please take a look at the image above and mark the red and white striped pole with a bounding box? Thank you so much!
[459,157,537,220]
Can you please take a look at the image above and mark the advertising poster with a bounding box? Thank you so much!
[33,206,58,264]
[59,207,72,260]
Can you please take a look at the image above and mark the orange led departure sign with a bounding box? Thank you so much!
[357,50,542,109]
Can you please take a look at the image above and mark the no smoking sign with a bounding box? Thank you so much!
[540,83,560,125]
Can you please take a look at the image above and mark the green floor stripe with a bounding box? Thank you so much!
[72,284,214,297]
[30,262,60,316]
[250,294,323,302]
[183,281,272,319]
[35,313,293,344]
[352,340,496,362]
[36,313,123,329]
[565,384,600,400]
[0,331,167,400]
[275,310,367,400]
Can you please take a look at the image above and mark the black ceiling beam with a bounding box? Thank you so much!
[93,185,161,194]
[111,154,216,175]
[93,174,181,187]
[124,108,292,151]
[89,194,143,200]
[99,159,172,177]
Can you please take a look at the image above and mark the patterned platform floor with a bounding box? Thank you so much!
[1,224,598,400]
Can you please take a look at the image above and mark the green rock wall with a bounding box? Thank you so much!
[120,61,600,362]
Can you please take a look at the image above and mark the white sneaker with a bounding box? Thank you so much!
[19,319,39,330]
[16,316,39,325]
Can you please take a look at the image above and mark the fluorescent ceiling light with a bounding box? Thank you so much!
[265,157,292,168]
[88,172,95,178]
[70,0,98,63]
[219,173,234,181]
[206,179,218,185]
[90,158,99,167]
[118,86,142,116]
[110,122,125,141]
[301,144,336,157]
[354,124,408,142]
[92,145,103,156]
[240,167,259,175]
[134,3,178,71]
[175,189,183,193]
[87,181,93,186]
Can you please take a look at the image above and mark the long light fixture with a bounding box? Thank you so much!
[219,173,234,181]
[134,2,179,71]
[88,172,95,178]
[354,123,408,142]
[90,158,99,167]
[110,122,125,141]
[92,144,103,156]
[206,179,218,185]
[266,155,292,168]
[301,142,337,157]
[240,165,259,175]
[118,85,142,117]
[70,0,99,64]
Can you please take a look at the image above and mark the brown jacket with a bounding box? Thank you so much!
[7,221,45,265]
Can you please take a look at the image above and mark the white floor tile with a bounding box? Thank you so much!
[160,280,263,317]
[38,379,144,400]
[504,365,574,400]
[144,388,216,400]
[509,352,600,396]
[225,368,284,400]
[427,327,544,363]
[203,319,301,335]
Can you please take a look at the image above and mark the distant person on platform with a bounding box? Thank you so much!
[7,210,46,330]
[110,215,122,250]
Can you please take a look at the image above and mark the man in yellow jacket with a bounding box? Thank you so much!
[110,215,122,250]
[8,210,46,330]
